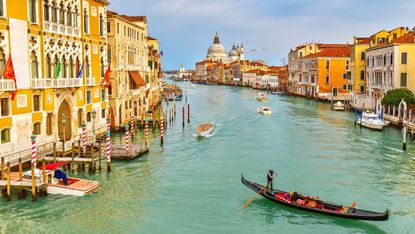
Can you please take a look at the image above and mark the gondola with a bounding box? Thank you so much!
[241,175,388,221]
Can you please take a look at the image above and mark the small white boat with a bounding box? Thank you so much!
[258,106,272,115]
[333,101,345,111]
[358,111,386,130]
[256,92,268,102]
[196,123,214,137]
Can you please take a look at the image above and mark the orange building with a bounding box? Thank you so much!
[301,45,351,97]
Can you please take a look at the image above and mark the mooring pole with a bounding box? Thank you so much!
[188,104,190,124]
[403,126,407,151]
[182,106,185,128]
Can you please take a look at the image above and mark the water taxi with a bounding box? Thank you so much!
[258,106,272,115]
[196,123,214,137]
[358,111,386,130]
[256,93,268,102]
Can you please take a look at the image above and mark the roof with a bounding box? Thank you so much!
[391,32,415,43]
[94,0,110,6]
[303,46,351,58]
[244,69,266,75]
[107,11,147,23]
[147,36,158,41]
[355,37,371,45]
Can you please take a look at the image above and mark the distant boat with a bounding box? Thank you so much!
[196,123,214,137]
[258,106,272,115]
[358,111,386,130]
[256,92,268,102]
[333,101,345,111]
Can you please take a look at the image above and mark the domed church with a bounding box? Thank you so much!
[206,33,244,62]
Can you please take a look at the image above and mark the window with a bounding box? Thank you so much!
[401,73,407,87]
[99,14,104,36]
[86,112,91,122]
[33,122,41,135]
[361,52,365,60]
[46,113,53,135]
[346,60,349,70]
[360,70,365,80]
[52,2,57,23]
[124,26,126,36]
[343,73,347,79]
[45,54,51,78]
[67,6,72,26]
[325,60,330,70]
[390,53,393,64]
[0,48,6,74]
[401,53,407,64]
[101,109,106,118]
[0,0,5,17]
[107,47,111,63]
[383,55,386,65]
[107,22,111,33]
[0,98,9,117]
[1,128,10,144]
[100,58,105,77]
[85,57,90,77]
[101,89,106,101]
[299,52,303,58]
[30,52,38,79]
[348,84,353,90]
[360,85,365,93]
[59,3,64,24]
[393,33,397,39]
[33,95,41,112]
[342,84,347,90]
[74,7,78,27]
[86,90,91,104]
[28,0,37,23]
[117,23,119,34]
[325,74,330,84]
[84,8,89,34]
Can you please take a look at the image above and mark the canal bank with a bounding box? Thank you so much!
[1,84,414,233]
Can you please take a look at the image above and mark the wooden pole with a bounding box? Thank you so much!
[71,142,75,172]
[6,162,11,201]
[42,159,47,185]
[188,104,190,124]
[17,158,25,199]
[31,163,37,202]
[53,142,57,162]
[77,139,81,172]
[98,141,102,171]
[403,126,407,151]
[182,106,185,128]
[90,143,95,173]
[1,157,4,180]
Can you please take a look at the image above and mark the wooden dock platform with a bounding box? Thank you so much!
[110,143,149,160]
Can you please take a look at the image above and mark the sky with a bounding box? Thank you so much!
[108,0,415,70]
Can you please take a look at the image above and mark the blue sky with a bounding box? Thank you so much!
[108,0,415,70]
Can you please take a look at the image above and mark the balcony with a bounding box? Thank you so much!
[0,79,15,91]
[85,77,96,86]
[44,21,81,37]
[126,64,141,71]
[32,78,55,89]
[55,78,81,88]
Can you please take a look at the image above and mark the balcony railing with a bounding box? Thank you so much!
[44,21,81,37]
[55,78,81,88]
[0,79,15,91]
[32,78,55,89]
[85,77,96,86]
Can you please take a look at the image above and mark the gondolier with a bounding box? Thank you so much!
[267,169,276,189]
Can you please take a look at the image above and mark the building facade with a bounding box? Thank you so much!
[0,0,110,154]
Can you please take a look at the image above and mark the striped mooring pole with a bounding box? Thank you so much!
[31,134,38,168]
[160,115,164,146]
[106,128,111,172]
[82,122,87,152]
[125,123,130,155]
[130,114,135,135]
[145,121,149,145]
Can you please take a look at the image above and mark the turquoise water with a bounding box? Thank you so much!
[1,84,415,233]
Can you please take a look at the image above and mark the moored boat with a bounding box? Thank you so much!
[258,106,272,115]
[241,175,388,221]
[333,101,345,111]
[358,111,386,130]
[196,123,214,137]
[256,92,268,102]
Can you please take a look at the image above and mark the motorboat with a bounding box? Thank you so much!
[258,106,272,115]
[256,92,268,102]
[196,123,214,137]
[333,101,345,111]
[358,111,386,130]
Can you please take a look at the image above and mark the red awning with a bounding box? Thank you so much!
[43,162,67,170]
[129,71,146,87]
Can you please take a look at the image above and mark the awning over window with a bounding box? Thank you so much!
[129,71,146,87]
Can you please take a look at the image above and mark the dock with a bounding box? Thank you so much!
[110,143,149,160]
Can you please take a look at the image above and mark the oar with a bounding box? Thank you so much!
[241,179,274,209]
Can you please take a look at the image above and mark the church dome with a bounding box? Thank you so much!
[206,32,227,61]
[229,44,239,57]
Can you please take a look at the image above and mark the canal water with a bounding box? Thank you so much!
[1,84,415,233]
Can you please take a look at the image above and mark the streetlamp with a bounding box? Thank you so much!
[91,109,97,142]
[61,114,67,154]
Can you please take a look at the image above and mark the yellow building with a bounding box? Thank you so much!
[147,36,162,110]
[0,0,109,155]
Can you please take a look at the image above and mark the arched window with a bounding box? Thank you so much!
[28,0,37,23]
[74,7,78,27]
[30,51,38,79]
[33,122,41,135]
[100,58,104,77]
[83,8,89,34]
[59,3,65,24]
[67,5,72,26]
[45,54,51,78]
[62,56,67,78]
[54,55,59,78]
[85,57,90,77]
[69,56,74,78]
[43,2,49,21]
[75,58,80,78]
[52,1,57,23]
[107,46,111,64]
[99,14,104,36]
[0,48,5,75]
[0,128,10,144]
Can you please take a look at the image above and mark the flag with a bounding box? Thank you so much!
[160,50,164,56]
[3,54,17,100]
[77,62,84,79]
[55,58,61,79]
[100,64,111,88]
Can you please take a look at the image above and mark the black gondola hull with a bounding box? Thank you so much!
[241,175,388,221]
